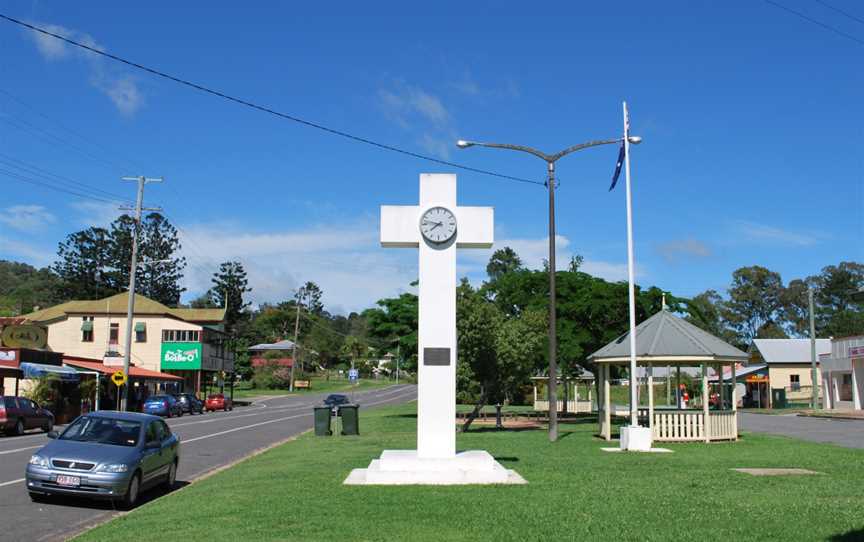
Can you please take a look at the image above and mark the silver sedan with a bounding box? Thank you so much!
[25,411,180,508]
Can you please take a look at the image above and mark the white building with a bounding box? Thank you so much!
[820,336,864,411]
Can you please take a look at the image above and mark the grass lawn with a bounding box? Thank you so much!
[229,377,399,399]
[77,404,864,542]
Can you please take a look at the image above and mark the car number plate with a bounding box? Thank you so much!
[56,475,80,487]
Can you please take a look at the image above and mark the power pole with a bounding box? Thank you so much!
[395,342,400,384]
[809,287,818,409]
[119,176,162,411]
[289,287,305,392]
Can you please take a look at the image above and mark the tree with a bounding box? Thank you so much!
[298,281,324,315]
[723,266,785,344]
[53,227,114,300]
[809,262,864,337]
[53,213,186,305]
[456,279,502,429]
[137,213,187,306]
[208,261,252,332]
[0,260,64,315]
[485,247,523,282]
[684,289,736,344]
[363,291,418,372]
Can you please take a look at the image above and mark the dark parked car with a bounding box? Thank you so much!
[204,394,232,412]
[174,393,204,415]
[0,396,54,436]
[142,395,183,418]
[323,394,350,413]
[26,411,180,508]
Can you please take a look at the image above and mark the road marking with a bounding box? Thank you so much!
[0,445,40,456]
[182,389,417,445]
[0,478,24,488]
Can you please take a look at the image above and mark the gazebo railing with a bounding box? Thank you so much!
[636,408,737,442]
[534,399,593,413]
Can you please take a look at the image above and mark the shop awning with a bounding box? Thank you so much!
[20,362,81,382]
[134,322,146,332]
[63,357,183,381]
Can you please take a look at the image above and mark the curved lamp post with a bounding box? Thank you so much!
[456,135,641,442]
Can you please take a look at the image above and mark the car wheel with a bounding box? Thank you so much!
[121,472,141,509]
[164,460,177,489]
[42,420,53,433]
[167,411,172,419]
[14,419,24,436]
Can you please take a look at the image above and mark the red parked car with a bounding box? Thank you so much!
[205,394,233,412]
[0,396,54,435]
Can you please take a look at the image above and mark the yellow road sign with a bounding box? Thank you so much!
[111,370,127,387]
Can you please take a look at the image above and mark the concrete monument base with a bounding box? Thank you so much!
[620,425,653,451]
[343,450,526,485]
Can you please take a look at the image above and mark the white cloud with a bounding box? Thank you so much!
[25,21,144,116]
[176,219,418,314]
[378,80,456,160]
[732,220,822,247]
[0,205,56,231]
[656,238,711,263]
[378,82,450,126]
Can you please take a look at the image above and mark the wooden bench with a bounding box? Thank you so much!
[294,380,311,389]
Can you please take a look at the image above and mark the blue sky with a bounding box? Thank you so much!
[0,1,861,314]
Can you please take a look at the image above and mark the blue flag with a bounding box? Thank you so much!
[609,143,625,191]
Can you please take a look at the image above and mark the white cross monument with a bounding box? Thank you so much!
[344,173,525,485]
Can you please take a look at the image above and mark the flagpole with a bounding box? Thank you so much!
[623,101,639,428]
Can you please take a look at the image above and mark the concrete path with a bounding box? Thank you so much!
[739,412,864,449]
[0,384,416,542]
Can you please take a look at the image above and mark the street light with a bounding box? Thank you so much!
[456,134,640,441]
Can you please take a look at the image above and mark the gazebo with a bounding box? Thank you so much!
[530,371,595,413]
[589,308,748,443]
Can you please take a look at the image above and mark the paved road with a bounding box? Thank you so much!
[0,384,417,542]
[739,412,864,449]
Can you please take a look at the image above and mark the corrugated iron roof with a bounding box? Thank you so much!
[589,309,748,362]
[750,338,832,364]
[22,292,225,324]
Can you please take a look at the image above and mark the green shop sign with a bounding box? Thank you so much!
[161,342,203,370]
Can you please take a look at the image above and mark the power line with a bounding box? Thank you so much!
[764,0,864,45]
[0,14,544,187]
[0,167,129,205]
[815,0,864,26]
[0,153,132,202]
[0,87,143,172]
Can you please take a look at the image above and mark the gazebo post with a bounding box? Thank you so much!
[732,362,738,440]
[647,365,654,437]
[702,363,710,442]
[603,365,611,441]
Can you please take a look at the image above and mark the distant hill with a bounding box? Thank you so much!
[0,260,64,316]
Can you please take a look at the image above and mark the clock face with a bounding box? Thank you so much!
[419,206,457,244]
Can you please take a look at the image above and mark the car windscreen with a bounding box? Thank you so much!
[60,417,142,447]
[146,396,171,403]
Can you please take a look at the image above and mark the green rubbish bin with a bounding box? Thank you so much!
[339,404,360,436]
[314,406,332,436]
[771,388,787,409]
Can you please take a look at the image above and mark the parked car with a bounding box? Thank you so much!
[0,396,54,436]
[204,393,232,412]
[25,411,180,508]
[323,394,350,414]
[174,393,204,415]
[142,395,183,418]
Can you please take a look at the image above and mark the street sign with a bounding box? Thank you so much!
[111,370,127,387]
[348,369,359,381]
